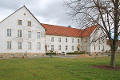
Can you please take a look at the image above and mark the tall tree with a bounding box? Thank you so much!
[65,0,120,68]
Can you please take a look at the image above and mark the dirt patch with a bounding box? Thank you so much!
[93,65,120,71]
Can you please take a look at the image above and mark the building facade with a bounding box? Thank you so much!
[0,6,111,58]
[0,6,46,58]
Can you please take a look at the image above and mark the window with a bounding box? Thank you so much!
[72,38,74,43]
[18,42,22,49]
[7,41,11,49]
[28,21,31,26]
[99,45,100,50]
[66,38,68,42]
[7,29,11,36]
[37,32,40,38]
[35,54,37,57]
[58,38,61,42]
[11,54,14,57]
[72,46,74,50]
[18,20,22,25]
[51,37,54,42]
[18,30,22,37]
[65,46,68,50]
[28,42,32,49]
[28,31,31,38]
[51,45,54,50]
[103,46,104,51]
[58,45,61,50]
[94,45,96,50]
[37,42,41,50]
[78,39,80,43]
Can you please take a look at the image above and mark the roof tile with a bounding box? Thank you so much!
[41,23,97,37]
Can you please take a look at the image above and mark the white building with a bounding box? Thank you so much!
[0,6,46,58]
[0,6,111,58]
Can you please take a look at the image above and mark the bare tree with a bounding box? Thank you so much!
[65,0,120,68]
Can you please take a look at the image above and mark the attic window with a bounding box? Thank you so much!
[23,13,26,16]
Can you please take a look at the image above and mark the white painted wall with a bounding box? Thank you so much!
[0,7,45,53]
[46,35,81,53]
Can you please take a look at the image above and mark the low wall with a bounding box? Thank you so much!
[0,53,45,58]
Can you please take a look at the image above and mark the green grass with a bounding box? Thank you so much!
[0,54,120,80]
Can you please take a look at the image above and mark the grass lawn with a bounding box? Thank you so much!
[0,54,120,80]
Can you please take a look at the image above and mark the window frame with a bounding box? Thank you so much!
[51,45,54,51]
[51,37,54,42]
[7,29,12,37]
[58,37,61,42]
[65,45,68,50]
[37,42,41,50]
[28,31,32,38]
[72,46,74,50]
[18,42,22,50]
[37,32,41,39]
[66,38,68,43]
[18,30,22,37]
[7,41,12,50]
[28,42,32,50]
[58,45,61,50]
[27,21,32,26]
[18,19,22,25]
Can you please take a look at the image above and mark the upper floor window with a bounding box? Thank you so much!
[18,42,22,49]
[7,29,11,36]
[7,41,11,49]
[72,38,74,43]
[28,21,31,26]
[37,32,40,38]
[18,30,22,37]
[28,31,31,38]
[51,37,54,42]
[58,38,61,42]
[66,38,68,43]
[18,20,22,25]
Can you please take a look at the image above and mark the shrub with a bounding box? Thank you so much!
[67,51,85,55]
[46,53,56,55]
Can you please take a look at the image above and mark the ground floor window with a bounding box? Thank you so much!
[65,46,68,50]
[72,46,74,50]
[58,45,61,50]
[18,42,22,49]
[37,42,41,50]
[7,41,11,49]
[51,45,54,50]
[28,42,32,49]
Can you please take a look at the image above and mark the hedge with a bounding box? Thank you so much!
[67,51,85,55]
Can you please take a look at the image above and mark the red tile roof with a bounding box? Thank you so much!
[41,23,97,37]
[81,25,98,37]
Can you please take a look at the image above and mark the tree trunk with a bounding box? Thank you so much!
[110,50,116,68]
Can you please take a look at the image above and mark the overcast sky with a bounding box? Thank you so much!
[0,0,77,28]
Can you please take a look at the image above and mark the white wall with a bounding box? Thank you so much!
[0,7,46,53]
[46,35,81,53]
